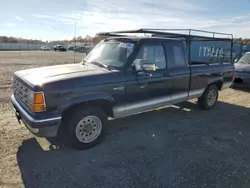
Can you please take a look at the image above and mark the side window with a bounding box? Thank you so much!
[136,44,166,69]
[173,44,186,67]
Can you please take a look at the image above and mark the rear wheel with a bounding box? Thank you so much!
[198,85,219,110]
[66,107,107,150]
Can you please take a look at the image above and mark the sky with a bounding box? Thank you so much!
[1,0,250,41]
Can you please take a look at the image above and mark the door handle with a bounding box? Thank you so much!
[136,72,152,88]
[138,72,152,79]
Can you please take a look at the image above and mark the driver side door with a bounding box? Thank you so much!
[125,42,174,116]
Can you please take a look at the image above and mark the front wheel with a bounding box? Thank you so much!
[66,107,107,150]
[198,85,219,110]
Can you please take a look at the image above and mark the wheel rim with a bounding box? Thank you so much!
[207,89,217,106]
[75,115,102,143]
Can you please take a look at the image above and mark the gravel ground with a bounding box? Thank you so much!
[0,51,250,188]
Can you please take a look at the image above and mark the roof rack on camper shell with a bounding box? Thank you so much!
[98,28,234,64]
[97,28,233,41]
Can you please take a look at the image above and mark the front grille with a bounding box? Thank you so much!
[13,77,31,107]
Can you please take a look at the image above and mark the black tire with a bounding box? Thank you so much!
[66,107,107,150]
[198,85,219,110]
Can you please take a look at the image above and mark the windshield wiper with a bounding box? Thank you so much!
[85,60,119,70]
[90,61,108,68]
[106,65,119,70]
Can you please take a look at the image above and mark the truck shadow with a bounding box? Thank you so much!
[17,101,250,188]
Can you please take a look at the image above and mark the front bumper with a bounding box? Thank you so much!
[11,94,61,137]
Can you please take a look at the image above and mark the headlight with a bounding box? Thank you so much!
[27,90,34,103]
[27,91,46,112]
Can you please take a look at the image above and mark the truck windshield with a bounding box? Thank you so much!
[238,53,250,65]
[83,41,135,68]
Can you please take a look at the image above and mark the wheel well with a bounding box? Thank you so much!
[210,81,223,90]
[61,99,114,124]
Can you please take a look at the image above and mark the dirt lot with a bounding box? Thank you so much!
[0,51,250,188]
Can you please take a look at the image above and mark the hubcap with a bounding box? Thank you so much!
[207,89,217,106]
[75,115,102,143]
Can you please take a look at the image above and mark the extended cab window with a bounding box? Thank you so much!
[136,44,166,69]
[172,43,186,67]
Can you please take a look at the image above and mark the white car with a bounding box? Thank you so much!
[41,46,51,51]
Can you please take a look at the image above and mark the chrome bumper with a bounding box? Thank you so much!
[11,94,61,137]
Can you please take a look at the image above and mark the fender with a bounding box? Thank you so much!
[206,77,223,90]
[59,92,115,113]
[189,73,224,100]
[192,77,223,99]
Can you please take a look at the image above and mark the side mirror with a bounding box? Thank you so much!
[133,59,156,72]
[142,63,156,72]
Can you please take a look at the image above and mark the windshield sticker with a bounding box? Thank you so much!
[118,43,134,49]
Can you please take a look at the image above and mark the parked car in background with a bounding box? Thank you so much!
[68,46,76,51]
[234,52,250,83]
[74,45,94,54]
[85,45,94,54]
[233,43,250,63]
[41,46,51,51]
[11,29,234,150]
[74,46,86,53]
[53,45,67,51]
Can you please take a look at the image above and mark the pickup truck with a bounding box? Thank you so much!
[11,29,235,149]
[53,45,67,51]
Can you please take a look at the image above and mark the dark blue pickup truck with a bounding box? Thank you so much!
[11,29,235,149]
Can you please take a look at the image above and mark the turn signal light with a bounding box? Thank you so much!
[30,92,46,112]
[31,104,46,112]
[34,93,44,104]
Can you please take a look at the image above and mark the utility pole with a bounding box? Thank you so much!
[74,19,76,63]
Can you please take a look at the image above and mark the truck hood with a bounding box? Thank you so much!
[14,63,111,87]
